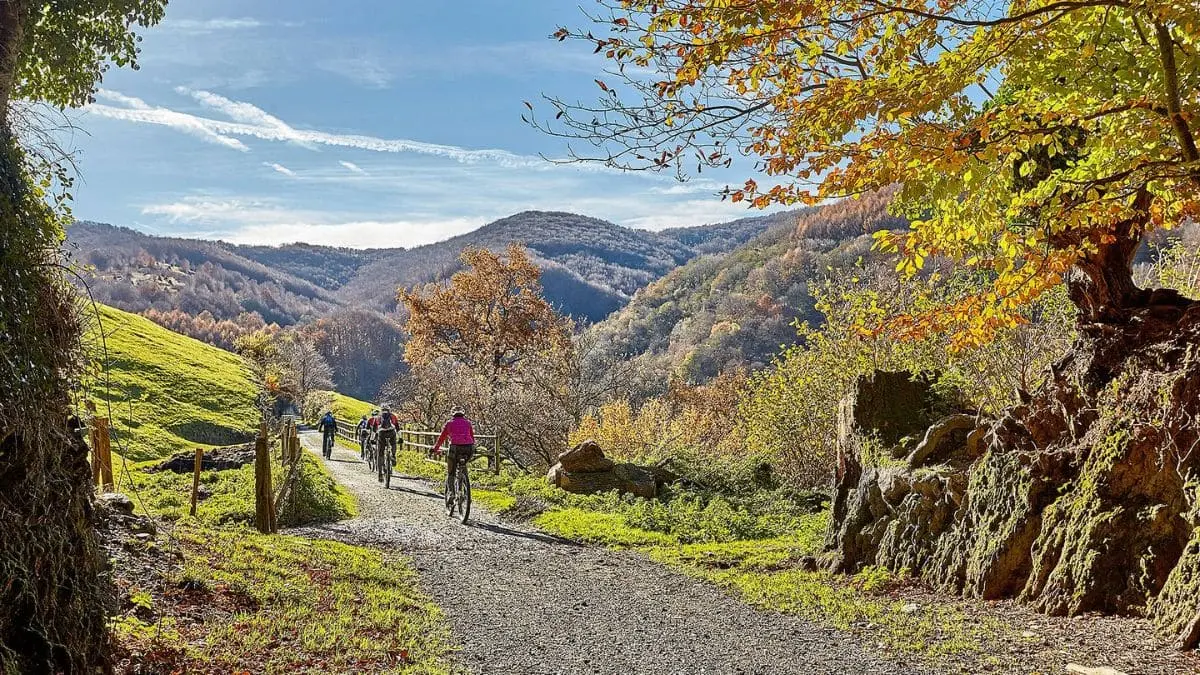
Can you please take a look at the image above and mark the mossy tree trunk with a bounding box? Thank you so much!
[0,2,111,670]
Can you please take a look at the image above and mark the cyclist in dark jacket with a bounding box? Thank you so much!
[356,415,369,458]
[317,411,337,459]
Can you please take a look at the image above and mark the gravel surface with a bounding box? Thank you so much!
[290,433,926,675]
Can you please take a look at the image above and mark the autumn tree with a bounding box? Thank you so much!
[275,335,334,411]
[401,245,571,390]
[297,308,405,401]
[538,0,1200,638]
[0,0,166,670]
[401,245,572,463]
[536,1,1199,349]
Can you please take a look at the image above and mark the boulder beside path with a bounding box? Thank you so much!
[547,440,659,499]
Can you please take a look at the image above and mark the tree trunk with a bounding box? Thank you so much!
[0,3,113,671]
[1061,189,1150,324]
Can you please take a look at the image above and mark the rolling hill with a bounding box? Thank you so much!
[584,191,906,382]
[84,304,260,462]
[67,209,780,328]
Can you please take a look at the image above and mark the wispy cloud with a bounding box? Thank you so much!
[339,161,368,175]
[93,89,250,152]
[86,88,549,168]
[139,196,482,247]
[264,162,296,177]
[162,18,264,33]
[318,56,394,89]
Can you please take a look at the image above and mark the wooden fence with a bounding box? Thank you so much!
[85,415,304,535]
[89,416,114,491]
[332,417,502,475]
[400,427,501,475]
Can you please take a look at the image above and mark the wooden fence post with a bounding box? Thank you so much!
[254,423,277,533]
[95,417,114,491]
[189,448,203,517]
[90,423,101,486]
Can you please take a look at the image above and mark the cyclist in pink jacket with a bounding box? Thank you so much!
[433,408,476,495]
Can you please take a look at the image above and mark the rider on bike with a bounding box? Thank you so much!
[317,410,337,459]
[375,406,399,482]
[356,415,369,458]
[432,408,475,496]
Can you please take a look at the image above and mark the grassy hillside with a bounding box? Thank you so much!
[86,304,260,462]
[324,391,374,421]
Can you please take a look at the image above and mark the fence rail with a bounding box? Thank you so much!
[399,427,501,475]
[327,416,502,475]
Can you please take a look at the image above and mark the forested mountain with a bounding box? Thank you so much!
[67,221,341,330]
[65,209,781,398]
[335,211,702,320]
[67,209,776,327]
[584,191,906,383]
[660,208,810,254]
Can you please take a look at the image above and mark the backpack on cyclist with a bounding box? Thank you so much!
[379,412,395,430]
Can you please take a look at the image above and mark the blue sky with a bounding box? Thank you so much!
[67,0,761,248]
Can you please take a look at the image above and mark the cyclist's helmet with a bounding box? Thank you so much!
[451,407,466,417]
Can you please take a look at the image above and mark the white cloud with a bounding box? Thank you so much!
[139,196,483,248]
[162,18,264,33]
[264,162,296,177]
[339,161,368,175]
[86,89,548,168]
[318,56,394,89]
[93,89,250,151]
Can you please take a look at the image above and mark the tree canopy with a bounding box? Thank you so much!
[400,245,571,380]
[538,0,1200,343]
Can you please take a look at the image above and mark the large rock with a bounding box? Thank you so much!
[557,440,615,473]
[825,314,1200,649]
[841,371,961,454]
[826,370,979,573]
[547,440,657,499]
[152,444,255,473]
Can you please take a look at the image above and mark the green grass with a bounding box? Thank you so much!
[125,452,356,526]
[111,526,450,673]
[87,305,259,461]
[87,306,447,671]
[324,391,375,421]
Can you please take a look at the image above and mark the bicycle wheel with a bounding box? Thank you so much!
[458,463,471,524]
[365,440,375,471]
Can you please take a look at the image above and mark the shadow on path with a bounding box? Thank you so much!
[468,521,581,547]
[387,483,444,500]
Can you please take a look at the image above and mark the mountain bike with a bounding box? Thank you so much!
[445,446,472,524]
[377,429,397,488]
[322,431,334,459]
[365,430,377,473]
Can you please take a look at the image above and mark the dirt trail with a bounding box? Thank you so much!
[291,431,922,675]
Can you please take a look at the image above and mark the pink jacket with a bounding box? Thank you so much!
[434,416,475,449]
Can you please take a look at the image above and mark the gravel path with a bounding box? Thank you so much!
[290,432,925,675]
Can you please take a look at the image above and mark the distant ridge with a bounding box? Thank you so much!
[66,208,782,326]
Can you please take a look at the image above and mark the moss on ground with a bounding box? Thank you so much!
[110,527,450,673]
